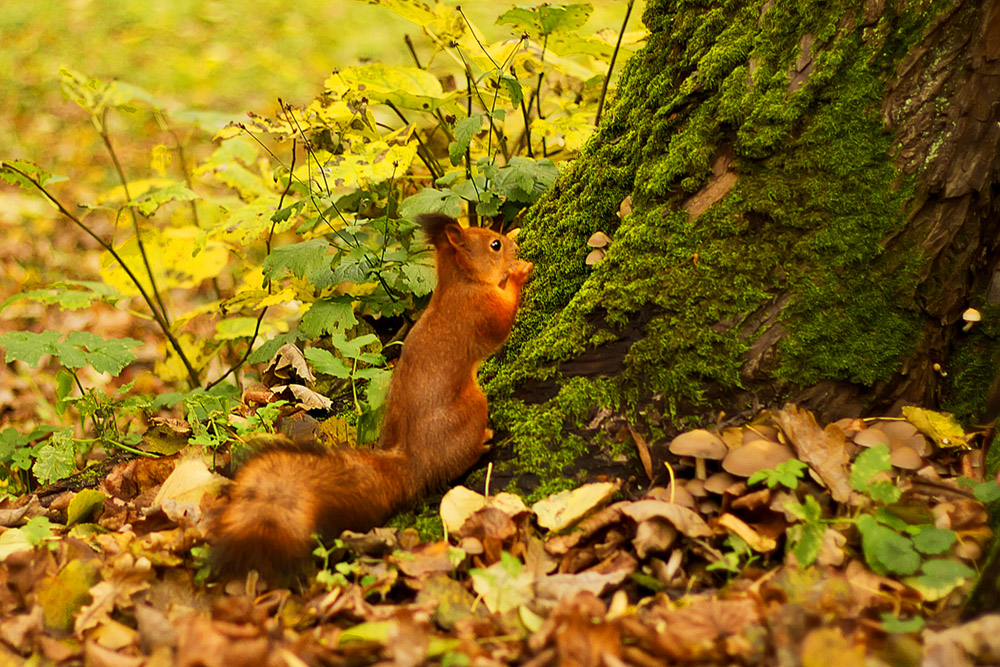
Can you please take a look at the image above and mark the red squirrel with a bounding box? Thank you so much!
[212,213,533,576]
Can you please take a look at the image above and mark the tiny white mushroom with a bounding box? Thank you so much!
[963,307,981,332]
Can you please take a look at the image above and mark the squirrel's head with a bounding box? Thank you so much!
[417,213,520,285]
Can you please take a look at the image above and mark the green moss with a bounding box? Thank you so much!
[941,305,1000,424]
[480,0,957,495]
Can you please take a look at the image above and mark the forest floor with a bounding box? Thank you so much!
[1,206,998,664]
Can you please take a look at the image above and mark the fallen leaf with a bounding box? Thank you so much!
[621,500,712,538]
[774,404,854,504]
[533,482,620,532]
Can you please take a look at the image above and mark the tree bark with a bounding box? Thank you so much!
[478,0,1000,497]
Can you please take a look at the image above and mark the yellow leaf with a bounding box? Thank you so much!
[99,226,229,296]
[901,407,968,449]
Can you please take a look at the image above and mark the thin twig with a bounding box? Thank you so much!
[595,0,635,126]
[7,164,201,387]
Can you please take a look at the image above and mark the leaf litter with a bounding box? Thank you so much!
[0,403,998,666]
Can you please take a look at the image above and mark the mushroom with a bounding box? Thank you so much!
[587,231,611,248]
[704,471,737,495]
[586,248,606,265]
[742,425,779,444]
[853,427,890,448]
[722,440,794,478]
[889,446,923,470]
[669,429,727,479]
[963,308,981,332]
[686,478,708,498]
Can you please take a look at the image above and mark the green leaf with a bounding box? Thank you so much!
[262,239,333,287]
[850,444,892,492]
[0,427,30,463]
[496,4,591,37]
[0,331,139,376]
[305,348,351,379]
[0,159,67,190]
[66,489,106,526]
[1,280,126,312]
[399,188,463,220]
[880,613,925,634]
[332,63,456,111]
[330,332,381,360]
[63,332,142,375]
[857,514,920,576]
[214,317,261,340]
[128,182,199,216]
[748,458,808,490]
[33,429,78,485]
[449,114,483,166]
[499,73,523,108]
[493,157,558,204]
[0,330,62,366]
[21,516,55,547]
[973,480,1000,503]
[912,526,957,555]
[910,559,975,600]
[300,298,359,338]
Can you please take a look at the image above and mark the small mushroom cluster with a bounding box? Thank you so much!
[836,418,931,471]
[663,426,795,515]
[586,231,611,265]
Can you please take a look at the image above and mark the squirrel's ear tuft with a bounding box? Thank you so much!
[417,213,459,247]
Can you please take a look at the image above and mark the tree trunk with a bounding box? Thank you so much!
[477,0,1000,498]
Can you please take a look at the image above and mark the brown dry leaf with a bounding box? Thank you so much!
[553,601,622,667]
[532,482,620,532]
[774,404,855,504]
[536,567,633,603]
[83,641,144,667]
[392,540,454,579]
[652,597,761,661]
[628,426,654,482]
[716,513,777,552]
[75,553,155,637]
[0,605,43,653]
[621,499,712,538]
[173,612,277,667]
[924,613,1000,667]
[262,342,314,385]
[439,486,527,536]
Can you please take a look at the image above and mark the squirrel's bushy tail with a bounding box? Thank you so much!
[211,438,410,578]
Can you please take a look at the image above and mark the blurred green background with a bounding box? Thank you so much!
[1,1,641,164]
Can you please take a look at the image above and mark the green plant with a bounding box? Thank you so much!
[0,1,641,491]
[781,444,974,600]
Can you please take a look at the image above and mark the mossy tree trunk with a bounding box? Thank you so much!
[477,0,1000,498]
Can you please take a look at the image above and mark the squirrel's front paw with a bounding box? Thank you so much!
[510,260,533,285]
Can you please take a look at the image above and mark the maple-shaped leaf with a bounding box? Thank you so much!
[399,187,463,220]
[262,239,334,287]
[497,3,591,38]
[449,114,484,166]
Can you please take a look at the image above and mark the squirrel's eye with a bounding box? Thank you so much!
[490,239,502,251]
